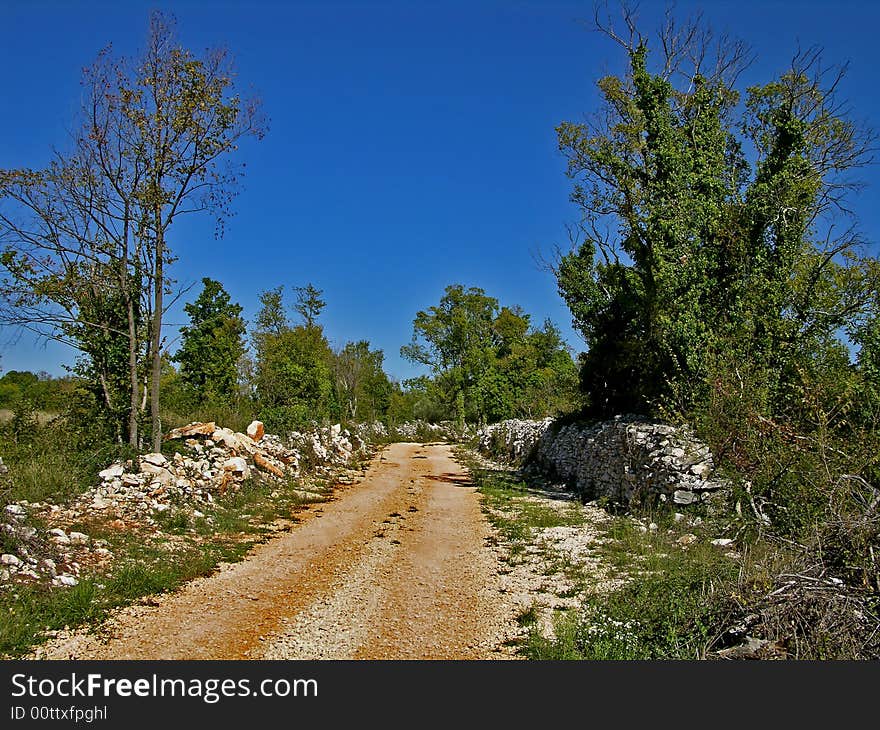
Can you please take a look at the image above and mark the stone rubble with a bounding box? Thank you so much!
[1,503,111,588]
[478,415,729,508]
[0,420,371,592]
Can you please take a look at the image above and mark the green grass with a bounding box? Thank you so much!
[458,452,585,558]
[0,461,336,658]
[526,542,737,659]
[457,446,740,660]
[0,539,250,657]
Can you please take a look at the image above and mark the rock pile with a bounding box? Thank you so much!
[0,420,370,590]
[60,420,369,524]
[1,504,112,588]
[478,416,728,508]
[391,420,475,442]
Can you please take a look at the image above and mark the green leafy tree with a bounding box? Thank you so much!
[402,285,499,428]
[555,14,875,418]
[173,278,247,402]
[334,340,392,421]
[294,284,326,329]
[402,285,578,425]
[252,285,335,432]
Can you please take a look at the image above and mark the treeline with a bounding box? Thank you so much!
[162,278,577,436]
[0,371,76,412]
[159,279,394,435]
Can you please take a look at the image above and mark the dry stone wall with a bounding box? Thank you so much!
[478,416,728,508]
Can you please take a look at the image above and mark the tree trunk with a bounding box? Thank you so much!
[150,215,164,452]
[122,207,139,449]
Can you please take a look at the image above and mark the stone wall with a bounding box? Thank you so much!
[478,416,728,508]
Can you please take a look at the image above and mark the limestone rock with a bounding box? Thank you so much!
[99,464,125,480]
[222,456,250,479]
[164,422,217,440]
[141,453,168,468]
[247,420,265,442]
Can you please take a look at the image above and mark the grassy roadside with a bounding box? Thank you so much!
[456,447,745,660]
[0,454,372,658]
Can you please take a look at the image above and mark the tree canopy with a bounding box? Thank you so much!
[555,17,877,418]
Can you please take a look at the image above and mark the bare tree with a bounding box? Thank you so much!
[0,11,267,449]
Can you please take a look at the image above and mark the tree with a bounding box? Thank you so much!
[173,278,246,401]
[252,285,335,432]
[333,340,392,421]
[402,285,499,427]
[1,12,266,450]
[402,285,578,425]
[127,13,266,449]
[554,8,875,418]
[294,284,326,329]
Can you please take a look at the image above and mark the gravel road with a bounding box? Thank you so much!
[32,443,514,660]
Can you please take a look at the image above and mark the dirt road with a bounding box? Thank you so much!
[34,443,512,660]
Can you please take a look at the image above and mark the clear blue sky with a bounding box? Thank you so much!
[2,0,878,381]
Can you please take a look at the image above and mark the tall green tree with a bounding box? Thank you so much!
[555,13,875,418]
[333,340,392,421]
[173,278,246,401]
[402,285,577,425]
[402,285,499,427]
[294,283,326,329]
[252,285,335,432]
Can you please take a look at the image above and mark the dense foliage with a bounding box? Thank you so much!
[401,284,578,426]
[553,9,880,652]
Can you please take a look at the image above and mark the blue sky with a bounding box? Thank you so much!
[2,0,879,381]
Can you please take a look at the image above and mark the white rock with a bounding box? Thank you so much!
[57,575,78,587]
[246,420,265,441]
[690,463,712,478]
[68,532,89,545]
[47,528,67,538]
[1,553,21,566]
[5,504,26,516]
[711,538,734,548]
[142,452,168,467]
[673,489,699,505]
[222,456,250,478]
[98,463,125,480]
[38,558,57,575]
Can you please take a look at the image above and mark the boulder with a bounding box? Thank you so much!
[164,422,217,440]
[99,464,125,480]
[246,421,265,442]
[222,456,250,479]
